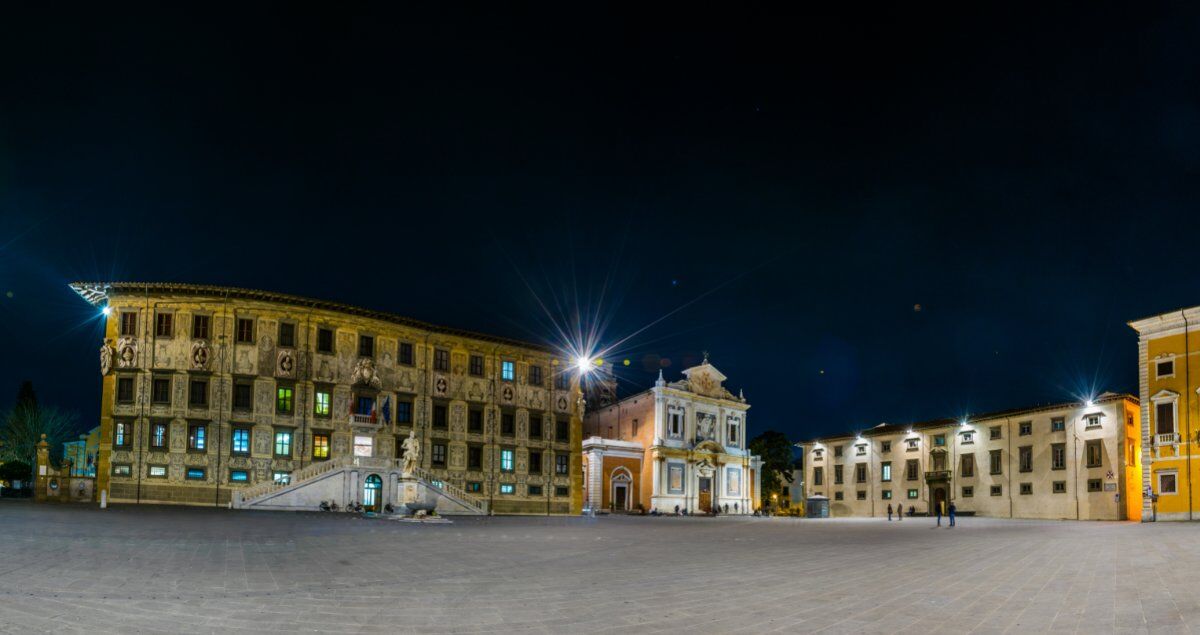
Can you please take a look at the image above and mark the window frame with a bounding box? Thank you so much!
[149,421,169,449]
[1085,440,1103,468]
[431,442,447,467]
[276,384,294,415]
[191,314,211,340]
[312,432,330,460]
[501,360,514,381]
[358,334,374,358]
[469,354,484,377]
[278,322,296,348]
[433,348,451,372]
[113,420,133,449]
[555,453,569,475]
[154,311,174,339]
[317,327,335,354]
[231,427,251,456]
[116,376,135,404]
[273,428,293,459]
[187,423,207,452]
[235,318,255,344]
[500,448,515,472]
[188,377,209,408]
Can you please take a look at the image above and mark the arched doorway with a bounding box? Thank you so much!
[610,467,632,512]
[363,474,382,512]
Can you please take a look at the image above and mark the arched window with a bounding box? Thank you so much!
[363,474,383,512]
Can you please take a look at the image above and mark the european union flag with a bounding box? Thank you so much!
[382,396,392,424]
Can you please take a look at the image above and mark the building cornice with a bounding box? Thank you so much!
[796,393,1138,447]
[69,281,554,352]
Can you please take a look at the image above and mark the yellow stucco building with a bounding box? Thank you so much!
[1130,307,1200,521]
[72,282,583,515]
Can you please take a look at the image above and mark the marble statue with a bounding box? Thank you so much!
[401,429,421,475]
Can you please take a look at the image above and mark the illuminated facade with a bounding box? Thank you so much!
[62,426,101,477]
[1130,308,1200,521]
[581,361,762,514]
[72,282,583,514]
[798,394,1141,521]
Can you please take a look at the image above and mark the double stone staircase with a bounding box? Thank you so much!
[231,456,489,515]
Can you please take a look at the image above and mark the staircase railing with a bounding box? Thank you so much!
[410,466,488,513]
[236,456,351,503]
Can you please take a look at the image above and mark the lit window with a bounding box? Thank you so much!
[273,471,291,485]
[314,390,331,417]
[114,422,130,448]
[112,464,132,477]
[148,465,167,478]
[232,428,250,454]
[312,433,330,459]
[188,424,206,451]
[276,386,294,414]
[906,489,918,499]
[1051,417,1065,432]
[150,423,167,449]
[230,470,249,483]
[274,430,292,457]
[502,361,514,381]
[501,449,514,472]
[880,462,892,482]
[500,483,515,495]
[186,467,205,480]
[881,490,892,499]
[353,435,373,457]
[1084,415,1101,429]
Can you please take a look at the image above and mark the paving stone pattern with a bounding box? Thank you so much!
[1,502,1198,633]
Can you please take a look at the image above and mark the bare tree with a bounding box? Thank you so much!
[0,402,79,481]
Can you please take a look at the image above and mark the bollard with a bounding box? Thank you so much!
[100,489,107,509]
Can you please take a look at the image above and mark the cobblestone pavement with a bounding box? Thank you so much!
[1,502,1198,634]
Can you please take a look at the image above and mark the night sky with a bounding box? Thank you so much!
[3,5,1200,441]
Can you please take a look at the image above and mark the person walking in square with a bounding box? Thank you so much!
[948,502,956,527]
[887,503,893,521]
[935,501,942,527]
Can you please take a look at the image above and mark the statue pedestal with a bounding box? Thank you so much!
[396,474,437,514]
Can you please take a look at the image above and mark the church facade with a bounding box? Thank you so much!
[581,361,762,514]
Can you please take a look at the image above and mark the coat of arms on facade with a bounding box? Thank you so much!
[191,339,212,370]
[276,349,295,377]
[99,341,114,376]
[502,385,514,403]
[434,375,448,395]
[116,337,138,369]
[352,357,381,389]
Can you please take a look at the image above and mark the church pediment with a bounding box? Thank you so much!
[681,362,728,399]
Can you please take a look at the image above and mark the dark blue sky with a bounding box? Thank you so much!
[2,4,1199,440]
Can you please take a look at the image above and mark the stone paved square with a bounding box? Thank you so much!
[1,502,1198,633]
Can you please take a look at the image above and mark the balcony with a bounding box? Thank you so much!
[350,413,381,427]
[924,470,952,483]
[1156,433,1179,446]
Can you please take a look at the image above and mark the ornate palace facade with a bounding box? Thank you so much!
[73,282,583,514]
[798,394,1142,521]
[581,360,762,514]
